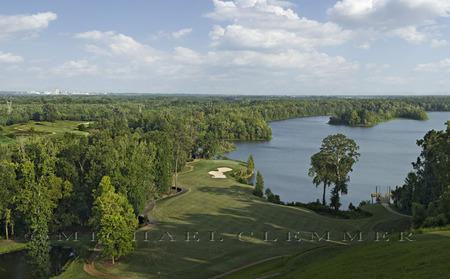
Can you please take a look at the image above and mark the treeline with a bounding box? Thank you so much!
[393,122,450,228]
[1,95,450,133]
[0,132,169,235]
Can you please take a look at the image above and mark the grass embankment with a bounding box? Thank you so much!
[51,236,96,279]
[0,240,26,255]
[0,120,90,145]
[82,159,411,279]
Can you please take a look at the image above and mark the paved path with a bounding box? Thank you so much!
[83,160,197,278]
[381,203,411,218]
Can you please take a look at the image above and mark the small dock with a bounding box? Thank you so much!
[371,186,392,204]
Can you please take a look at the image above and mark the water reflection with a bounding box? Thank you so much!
[0,246,72,279]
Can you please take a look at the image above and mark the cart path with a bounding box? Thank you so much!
[381,203,411,218]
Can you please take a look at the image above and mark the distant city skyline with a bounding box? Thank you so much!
[1,0,450,95]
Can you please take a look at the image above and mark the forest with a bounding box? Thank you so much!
[0,94,449,274]
[393,121,450,228]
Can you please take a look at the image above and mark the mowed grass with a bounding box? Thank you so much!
[92,159,410,279]
[52,237,97,279]
[0,120,90,145]
[224,232,450,279]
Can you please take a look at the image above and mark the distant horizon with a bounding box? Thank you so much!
[1,90,450,97]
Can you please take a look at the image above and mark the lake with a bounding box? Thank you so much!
[223,112,450,208]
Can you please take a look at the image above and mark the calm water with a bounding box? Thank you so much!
[223,112,450,208]
[0,246,72,279]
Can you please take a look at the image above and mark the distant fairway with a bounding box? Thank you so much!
[88,159,413,279]
[0,120,90,145]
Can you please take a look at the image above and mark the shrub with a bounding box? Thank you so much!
[78,124,87,131]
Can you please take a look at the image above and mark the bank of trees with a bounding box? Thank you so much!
[1,95,449,133]
[393,122,450,228]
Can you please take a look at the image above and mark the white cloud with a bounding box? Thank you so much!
[0,12,57,39]
[328,0,450,27]
[365,63,390,72]
[0,51,24,63]
[327,0,450,43]
[206,0,350,50]
[54,60,99,77]
[359,42,371,50]
[27,66,43,73]
[202,49,358,78]
[172,28,192,39]
[431,39,448,48]
[414,58,450,72]
[366,63,376,69]
[388,26,425,44]
[174,47,203,64]
[75,30,160,62]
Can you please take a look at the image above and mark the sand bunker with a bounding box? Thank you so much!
[208,167,233,178]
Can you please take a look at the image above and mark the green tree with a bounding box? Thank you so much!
[253,170,264,198]
[412,202,427,228]
[309,151,333,205]
[317,134,360,211]
[349,110,361,126]
[393,122,450,219]
[42,103,59,122]
[438,186,450,221]
[28,210,51,278]
[0,158,16,240]
[247,154,255,175]
[14,159,52,278]
[92,176,138,264]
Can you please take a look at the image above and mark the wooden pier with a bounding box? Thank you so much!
[371,186,392,204]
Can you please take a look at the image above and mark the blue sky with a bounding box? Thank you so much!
[1,0,450,95]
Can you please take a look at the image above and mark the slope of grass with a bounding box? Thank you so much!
[0,120,90,145]
[52,237,97,279]
[91,159,409,279]
[224,232,450,279]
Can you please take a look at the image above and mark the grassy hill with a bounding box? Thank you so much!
[0,120,90,145]
[87,159,414,279]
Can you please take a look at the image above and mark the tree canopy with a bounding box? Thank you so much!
[92,176,138,264]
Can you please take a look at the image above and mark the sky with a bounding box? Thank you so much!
[1,0,450,95]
